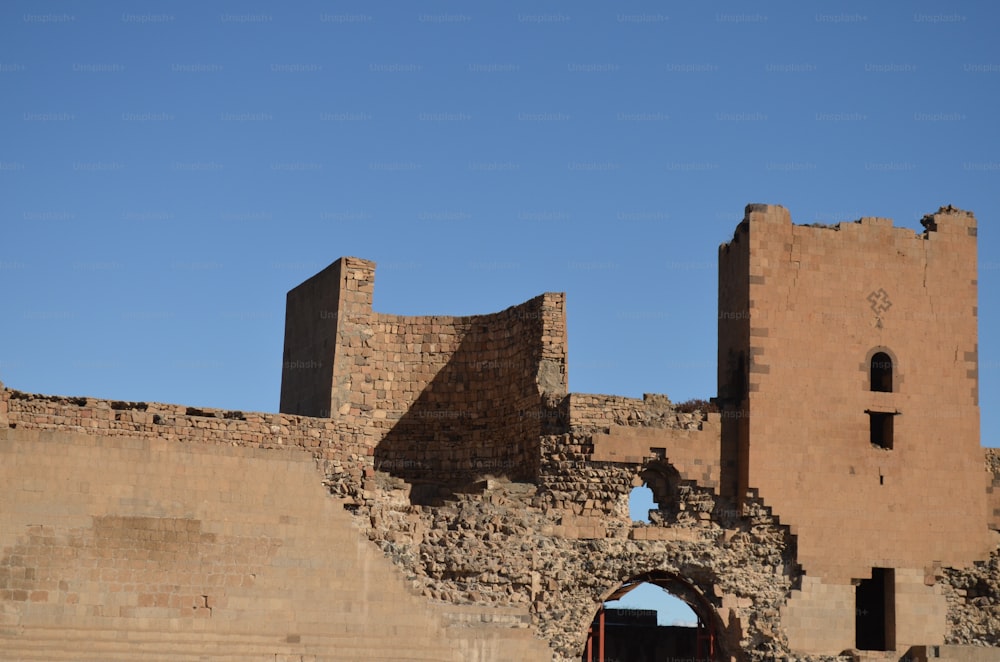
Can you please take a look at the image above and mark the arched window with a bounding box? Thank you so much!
[870,352,893,392]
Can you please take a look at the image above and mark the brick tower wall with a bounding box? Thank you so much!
[718,204,988,585]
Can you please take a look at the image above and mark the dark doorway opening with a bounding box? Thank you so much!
[856,567,895,651]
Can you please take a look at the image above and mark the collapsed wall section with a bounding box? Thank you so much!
[988,449,1000,532]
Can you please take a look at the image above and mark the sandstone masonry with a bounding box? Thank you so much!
[1,204,997,662]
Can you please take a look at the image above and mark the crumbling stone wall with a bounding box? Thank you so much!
[942,543,1000,647]
[941,450,1000,646]
[356,396,803,661]
[11,381,998,661]
[3,387,801,661]
[985,448,1000,532]
[6,205,997,661]
[563,392,682,430]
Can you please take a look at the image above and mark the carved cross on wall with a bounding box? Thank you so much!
[867,288,892,329]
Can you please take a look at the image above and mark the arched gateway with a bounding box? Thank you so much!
[584,571,729,662]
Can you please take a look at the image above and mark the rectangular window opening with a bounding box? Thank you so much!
[869,412,895,449]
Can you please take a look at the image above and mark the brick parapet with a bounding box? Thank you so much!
[736,202,976,239]
[3,389,375,498]
[566,392,709,432]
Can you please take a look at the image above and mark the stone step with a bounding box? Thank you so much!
[5,623,454,642]
[2,628,463,661]
[1,645,457,662]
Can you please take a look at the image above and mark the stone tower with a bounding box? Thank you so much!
[716,204,988,652]
[279,257,376,418]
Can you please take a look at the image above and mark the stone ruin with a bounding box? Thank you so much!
[2,203,999,661]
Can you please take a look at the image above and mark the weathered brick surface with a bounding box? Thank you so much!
[2,389,377,502]
[368,293,566,484]
[565,392,682,431]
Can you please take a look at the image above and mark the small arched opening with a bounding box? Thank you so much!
[628,485,656,523]
[870,351,893,392]
[583,571,728,661]
[630,461,684,524]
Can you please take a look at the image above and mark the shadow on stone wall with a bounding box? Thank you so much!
[374,324,545,496]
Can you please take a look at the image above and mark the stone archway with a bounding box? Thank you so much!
[582,570,733,662]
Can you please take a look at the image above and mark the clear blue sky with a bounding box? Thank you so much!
[3,0,998,626]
